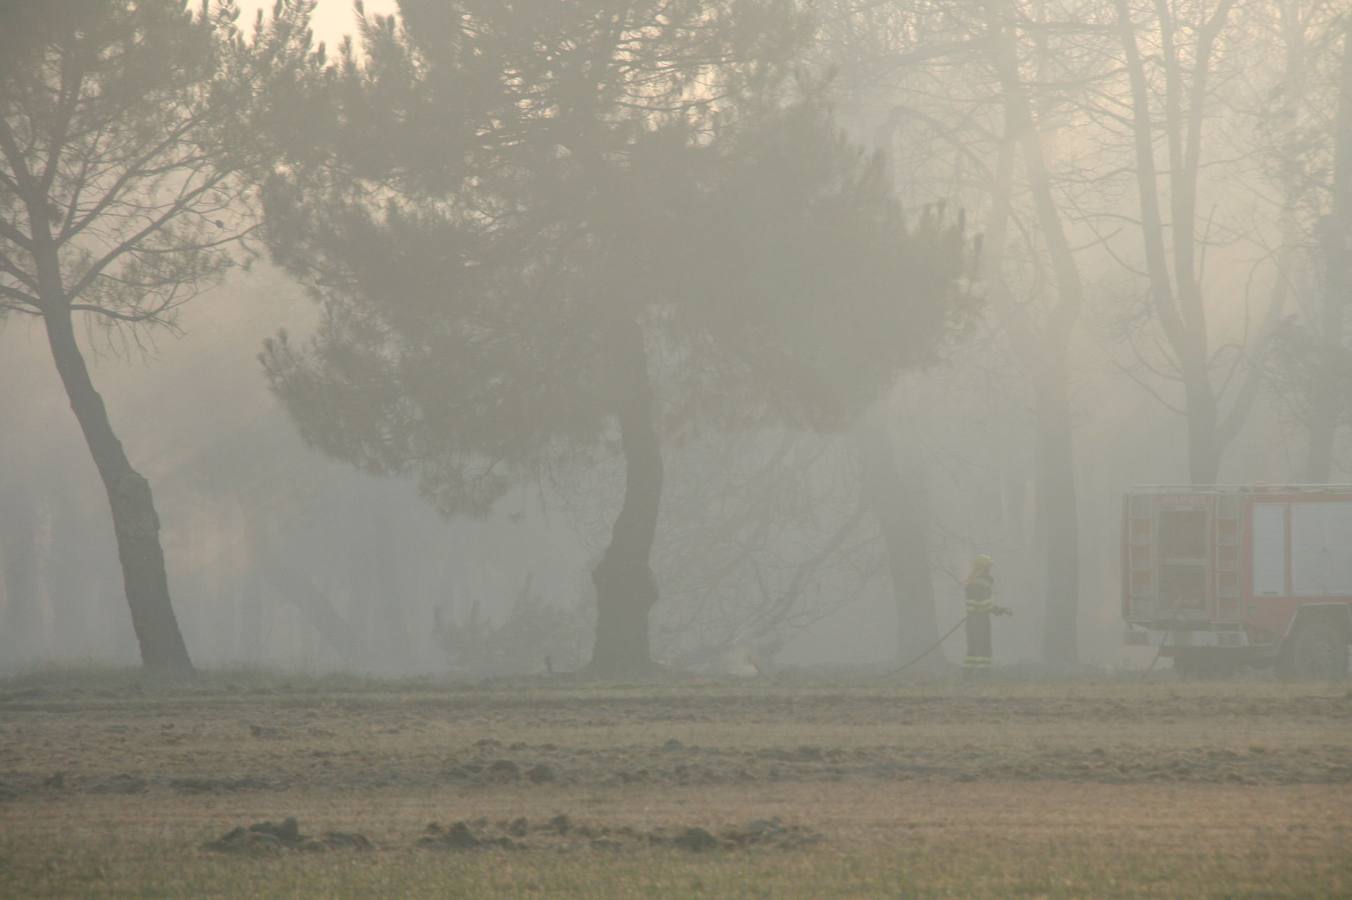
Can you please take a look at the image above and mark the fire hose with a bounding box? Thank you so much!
[893,607,1013,675]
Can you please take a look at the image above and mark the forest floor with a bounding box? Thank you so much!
[0,669,1349,897]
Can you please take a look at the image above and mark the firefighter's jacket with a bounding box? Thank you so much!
[965,573,995,614]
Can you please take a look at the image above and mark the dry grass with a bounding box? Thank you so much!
[1,671,1349,897]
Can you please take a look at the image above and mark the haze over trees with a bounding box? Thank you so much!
[1,0,1349,676]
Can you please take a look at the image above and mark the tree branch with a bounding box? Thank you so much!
[0,283,39,306]
[64,170,231,302]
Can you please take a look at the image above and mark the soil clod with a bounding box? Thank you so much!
[672,826,719,852]
[486,759,520,782]
[418,820,517,850]
[205,817,370,855]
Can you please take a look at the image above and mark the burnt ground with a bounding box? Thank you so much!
[0,673,1349,896]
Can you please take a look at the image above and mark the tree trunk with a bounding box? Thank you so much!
[42,308,193,673]
[1183,367,1222,485]
[856,408,941,670]
[588,320,663,678]
[1306,22,1352,483]
[352,510,411,671]
[1034,366,1080,664]
[983,17,1086,664]
[245,519,361,662]
[980,87,1084,664]
[1117,0,1244,487]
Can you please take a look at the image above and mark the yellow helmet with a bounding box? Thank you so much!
[971,554,993,573]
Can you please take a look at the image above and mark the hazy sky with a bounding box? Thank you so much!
[236,0,397,46]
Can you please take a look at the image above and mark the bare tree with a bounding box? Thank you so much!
[1304,20,1352,480]
[0,2,258,671]
[817,0,1113,663]
[1270,13,1352,481]
[856,404,943,667]
[979,1,1106,663]
[1110,0,1276,484]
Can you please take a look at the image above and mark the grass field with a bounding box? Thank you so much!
[1,670,1349,897]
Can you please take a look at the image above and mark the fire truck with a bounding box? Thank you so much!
[1122,485,1352,678]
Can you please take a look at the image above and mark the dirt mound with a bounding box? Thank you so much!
[485,759,520,782]
[646,818,822,851]
[417,816,822,853]
[670,826,718,851]
[722,817,823,849]
[445,756,563,786]
[204,817,371,855]
[418,820,521,850]
[527,763,557,783]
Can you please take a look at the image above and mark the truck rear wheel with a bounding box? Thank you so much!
[1277,621,1349,681]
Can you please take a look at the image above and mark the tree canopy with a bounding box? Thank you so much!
[252,0,973,674]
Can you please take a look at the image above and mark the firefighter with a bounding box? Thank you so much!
[963,554,1007,676]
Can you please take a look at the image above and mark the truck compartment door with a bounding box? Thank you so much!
[1291,501,1352,596]
[1157,506,1209,618]
[1252,503,1287,597]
